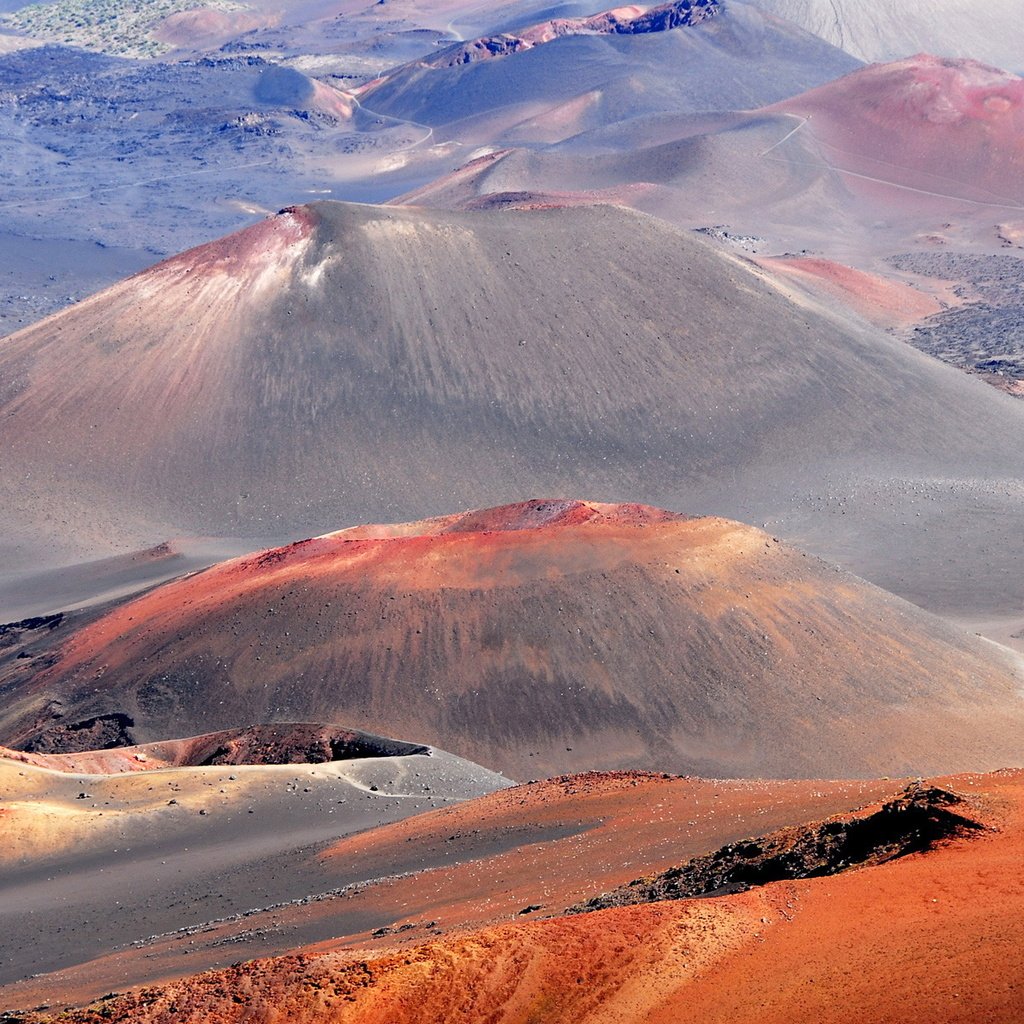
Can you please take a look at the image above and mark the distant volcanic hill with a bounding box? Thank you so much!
[400,54,1024,247]
[4,200,1024,624]
[768,55,1024,207]
[4,499,1023,779]
[352,0,859,139]
[422,0,720,69]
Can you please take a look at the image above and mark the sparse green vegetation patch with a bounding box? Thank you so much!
[1,0,246,58]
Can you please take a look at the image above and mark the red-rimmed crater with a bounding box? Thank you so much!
[7,723,429,771]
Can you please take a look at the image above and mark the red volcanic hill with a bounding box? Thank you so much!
[769,55,1024,206]
[4,499,1023,779]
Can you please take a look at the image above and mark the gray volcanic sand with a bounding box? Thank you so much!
[402,52,1024,266]
[0,742,508,994]
[0,538,275,623]
[2,201,1024,632]
[0,232,152,335]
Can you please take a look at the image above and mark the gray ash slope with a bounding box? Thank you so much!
[0,732,509,991]
[3,200,1024,624]
[750,0,1024,71]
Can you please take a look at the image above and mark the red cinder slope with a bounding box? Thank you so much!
[16,769,1024,1024]
[4,499,1022,779]
[0,770,896,1006]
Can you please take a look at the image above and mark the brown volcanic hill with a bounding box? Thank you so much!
[11,769,1024,1023]
[5,199,1024,626]
[3,499,1023,779]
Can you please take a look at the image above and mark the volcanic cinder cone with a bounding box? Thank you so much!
[4,200,1024,623]
[5,499,1022,779]
[768,55,1024,207]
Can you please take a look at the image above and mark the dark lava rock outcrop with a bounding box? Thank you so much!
[568,784,983,912]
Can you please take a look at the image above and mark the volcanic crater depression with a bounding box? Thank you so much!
[8,723,431,769]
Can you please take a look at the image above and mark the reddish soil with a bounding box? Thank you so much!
[757,256,945,328]
[771,55,1024,207]
[6,501,1024,779]
[0,770,901,1009]
[15,769,1023,1023]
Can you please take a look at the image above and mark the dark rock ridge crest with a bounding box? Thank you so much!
[13,723,430,765]
[433,0,719,67]
[23,712,135,754]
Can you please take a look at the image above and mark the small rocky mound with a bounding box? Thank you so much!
[0,614,63,649]
[568,784,983,912]
[10,723,429,768]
